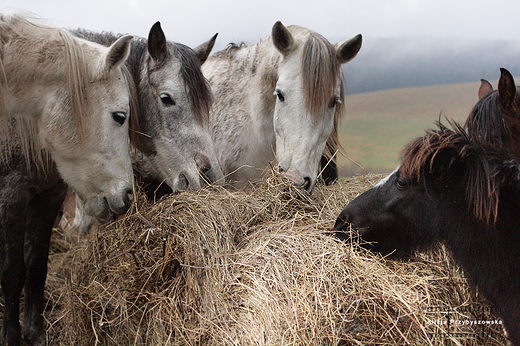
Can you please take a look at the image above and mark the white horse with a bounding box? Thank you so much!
[0,14,134,344]
[203,21,361,191]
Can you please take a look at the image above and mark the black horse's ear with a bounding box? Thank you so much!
[148,21,168,63]
[498,68,517,111]
[193,33,218,65]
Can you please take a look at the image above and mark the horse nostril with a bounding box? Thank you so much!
[200,164,211,175]
[303,177,311,188]
[278,166,285,173]
[200,164,213,183]
[125,189,134,204]
[179,173,189,191]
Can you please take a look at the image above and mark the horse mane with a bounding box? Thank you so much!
[216,42,248,58]
[300,31,344,113]
[127,35,213,126]
[0,16,138,169]
[400,121,513,223]
[0,14,93,169]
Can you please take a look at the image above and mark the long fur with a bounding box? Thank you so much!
[400,122,507,223]
[0,15,137,169]
[0,14,89,170]
[299,26,346,159]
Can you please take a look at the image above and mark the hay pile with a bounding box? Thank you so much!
[43,174,508,345]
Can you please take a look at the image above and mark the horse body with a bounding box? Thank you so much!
[203,22,361,191]
[334,69,520,344]
[0,14,134,345]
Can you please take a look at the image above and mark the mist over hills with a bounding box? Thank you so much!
[342,37,520,94]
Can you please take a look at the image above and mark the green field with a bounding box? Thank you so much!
[337,81,485,176]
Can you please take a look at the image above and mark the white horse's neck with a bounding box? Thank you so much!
[205,37,282,181]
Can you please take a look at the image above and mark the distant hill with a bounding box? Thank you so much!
[337,81,485,176]
[342,37,520,94]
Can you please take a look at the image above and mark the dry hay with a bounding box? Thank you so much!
[42,173,508,345]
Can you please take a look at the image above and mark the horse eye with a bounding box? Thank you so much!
[160,93,176,106]
[274,88,285,102]
[329,96,341,108]
[395,177,408,190]
[112,112,127,126]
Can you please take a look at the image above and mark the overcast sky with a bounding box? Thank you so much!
[2,0,519,50]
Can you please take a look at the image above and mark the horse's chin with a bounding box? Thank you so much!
[81,196,112,221]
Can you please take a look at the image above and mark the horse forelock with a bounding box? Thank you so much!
[175,43,212,125]
[400,122,507,223]
[301,31,343,117]
[60,31,90,140]
[130,38,212,126]
[123,65,140,148]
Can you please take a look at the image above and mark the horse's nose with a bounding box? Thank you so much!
[333,209,352,240]
[282,169,304,185]
[283,169,313,188]
[200,164,213,182]
[107,186,133,215]
[302,176,312,191]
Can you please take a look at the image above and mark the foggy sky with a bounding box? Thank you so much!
[2,0,519,50]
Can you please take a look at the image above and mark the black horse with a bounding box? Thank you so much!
[334,123,520,345]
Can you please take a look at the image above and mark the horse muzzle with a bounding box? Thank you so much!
[282,169,313,191]
[83,186,133,220]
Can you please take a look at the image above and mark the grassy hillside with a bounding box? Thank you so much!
[337,81,485,176]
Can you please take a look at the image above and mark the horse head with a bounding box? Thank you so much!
[134,22,223,192]
[271,22,361,191]
[42,35,135,219]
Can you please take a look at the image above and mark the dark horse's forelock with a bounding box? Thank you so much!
[400,122,508,223]
[174,43,213,125]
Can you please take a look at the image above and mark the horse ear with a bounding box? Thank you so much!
[272,21,294,56]
[193,33,218,65]
[335,34,362,64]
[148,21,168,63]
[105,35,133,71]
[498,68,517,109]
[478,79,494,99]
